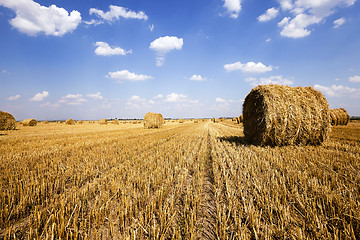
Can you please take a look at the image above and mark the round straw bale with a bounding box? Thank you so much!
[65,119,75,125]
[144,112,164,129]
[22,119,37,126]
[112,119,119,125]
[179,119,185,123]
[236,115,243,124]
[99,119,108,125]
[330,108,350,126]
[243,85,330,146]
[77,120,83,124]
[0,111,16,130]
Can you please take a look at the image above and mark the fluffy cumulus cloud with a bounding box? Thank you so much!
[224,61,272,74]
[89,5,147,24]
[0,0,81,36]
[223,0,242,18]
[59,94,87,105]
[164,93,199,104]
[314,84,360,97]
[7,94,21,101]
[258,7,279,22]
[126,95,155,109]
[94,42,132,56]
[107,70,153,82]
[215,97,227,103]
[245,75,294,86]
[30,91,49,101]
[349,75,360,82]
[190,75,206,81]
[149,36,183,66]
[276,0,356,38]
[333,18,346,28]
[87,92,103,100]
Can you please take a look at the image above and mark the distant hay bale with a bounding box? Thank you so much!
[194,119,199,123]
[65,119,75,125]
[0,111,16,130]
[77,120,83,124]
[212,118,220,123]
[179,119,185,123]
[232,118,237,122]
[113,119,119,125]
[243,85,330,146]
[42,121,49,124]
[22,119,37,126]
[221,118,226,122]
[144,112,164,129]
[99,119,108,125]
[330,108,350,126]
[236,115,243,124]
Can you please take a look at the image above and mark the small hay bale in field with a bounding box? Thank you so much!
[113,119,119,125]
[0,111,16,130]
[22,119,37,126]
[194,119,199,123]
[179,119,185,123]
[99,119,108,125]
[65,119,75,125]
[243,85,330,146]
[330,108,350,126]
[232,118,237,122]
[236,115,243,124]
[77,120,83,124]
[42,121,49,124]
[144,112,164,129]
[212,118,220,123]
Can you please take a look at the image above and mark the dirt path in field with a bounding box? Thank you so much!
[197,126,218,240]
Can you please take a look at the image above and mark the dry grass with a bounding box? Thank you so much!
[0,121,359,239]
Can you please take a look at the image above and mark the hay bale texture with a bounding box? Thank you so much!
[99,119,108,125]
[243,85,330,146]
[144,112,164,129]
[330,108,350,126]
[22,119,37,126]
[0,111,16,130]
[65,119,75,125]
[236,115,243,124]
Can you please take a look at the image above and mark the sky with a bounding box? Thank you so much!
[0,0,360,120]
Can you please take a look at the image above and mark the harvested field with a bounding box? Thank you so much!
[0,121,359,239]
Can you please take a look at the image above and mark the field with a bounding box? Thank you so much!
[0,120,359,239]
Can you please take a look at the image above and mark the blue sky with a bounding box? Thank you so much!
[1,0,360,120]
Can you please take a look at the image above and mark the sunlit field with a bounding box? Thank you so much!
[1,120,359,239]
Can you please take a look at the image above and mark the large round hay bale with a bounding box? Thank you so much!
[22,119,37,126]
[236,115,243,124]
[99,119,108,125]
[112,119,119,125]
[65,119,75,125]
[144,112,164,129]
[0,111,16,130]
[330,108,350,126]
[243,85,330,146]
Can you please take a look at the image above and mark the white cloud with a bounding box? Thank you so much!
[30,91,49,101]
[314,84,360,97]
[126,95,154,109]
[0,0,81,36]
[190,75,206,81]
[349,76,360,83]
[7,94,21,101]
[279,0,293,11]
[89,5,148,22]
[223,0,241,18]
[266,38,272,42]
[40,101,60,108]
[224,61,272,74]
[333,17,346,28]
[149,24,154,32]
[149,36,183,66]
[216,97,227,103]
[59,93,87,105]
[87,92,103,100]
[276,0,356,38]
[94,42,132,56]
[245,75,294,86]
[164,93,199,104]
[279,14,322,38]
[258,7,279,22]
[106,70,153,82]
[153,94,163,99]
